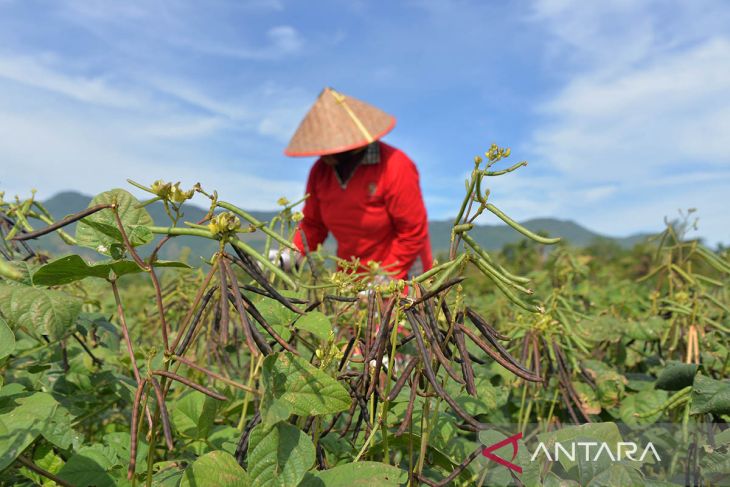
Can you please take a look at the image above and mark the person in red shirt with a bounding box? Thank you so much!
[284,87,432,280]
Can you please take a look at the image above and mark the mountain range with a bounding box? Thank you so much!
[28,191,650,261]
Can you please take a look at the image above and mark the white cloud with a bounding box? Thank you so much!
[525,0,730,243]
[167,25,304,60]
[0,48,308,144]
[141,76,251,120]
[140,76,309,141]
[140,116,226,139]
[0,101,303,210]
[534,37,730,180]
[0,52,148,108]
[0,52,309,210]
[267,26,303,55]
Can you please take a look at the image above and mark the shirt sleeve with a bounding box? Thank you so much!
[381,153,430,279]
[293,163,329,254]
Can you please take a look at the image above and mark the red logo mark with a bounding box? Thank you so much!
[481,432,523,474]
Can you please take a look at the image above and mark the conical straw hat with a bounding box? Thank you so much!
[285,87,396,157]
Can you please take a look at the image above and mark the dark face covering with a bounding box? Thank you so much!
[323,147,367,185]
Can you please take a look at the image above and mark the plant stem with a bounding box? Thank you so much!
[238,355,264,431]
[110,280,143,385]
[16,456,73,487]
[416,397,431,476]
[217,200,296,250]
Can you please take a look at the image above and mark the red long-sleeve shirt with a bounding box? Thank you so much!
[293,142,432,279]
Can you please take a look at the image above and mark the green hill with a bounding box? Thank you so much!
[27,191,650,261]
[429,217,649,251]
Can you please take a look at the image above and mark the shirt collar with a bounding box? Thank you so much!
[361,142,381,165]
[330,142,381,188]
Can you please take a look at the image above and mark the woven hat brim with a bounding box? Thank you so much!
[284,117,395,157]
[284,88,397,157]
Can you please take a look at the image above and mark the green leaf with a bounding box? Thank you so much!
[37,403,83,451]
[716,428,730,446]
[299,462,407,487]
[619,389,668,426]
[655,362,698,391]
[248,422,315,487]
[573,381,601,415]
[172,390,220,439]
[33,254,190,286]
[296,311,332,339]
[625,317,666,341]
[57,444,118,487]
[587,464,645,486]
[180,450,248,487]
[450,377,498,416]
[21,443,65,487]
[0,392,80,470]
[0,317,15,360]
[75,189,153,255]
[369,432,470,484]
[0,260,36,286]
[104,432,148,474]
[582,316,623,342]
[595,373,627,410]
[700,446,730,479]
[254,297,296,341]
[255,297,297,326]
[536,423,623,476]
[543,472,580,487]
[261,398,293,428]
[153,466,185,487]
[690,374,730,415]
[207,426,241,455]
[260,352,350,427]
[0,283,82,340]
[478,429,534,486]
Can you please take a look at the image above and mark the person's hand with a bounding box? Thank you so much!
[268,248,303,272]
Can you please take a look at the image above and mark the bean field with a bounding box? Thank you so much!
[1,146,728,486]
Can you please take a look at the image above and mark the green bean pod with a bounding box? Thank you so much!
[700,292,730,314]
[693,273,724,287]
[636,263,668,283]
[5,199,33,240]
[474,250,533,295]
[461,233,530,284]
[695,246,730,274]
[0,259,22,281]
[430,256,467,291]
[414,253,466,284]
[485,204,560,244]
[670,264,696,284]
[662,305,693,316]
[472,258,540,313]
[452,223,474,234]
[634,386,691,418]
[481,160,527,177]
[146,225,296,289]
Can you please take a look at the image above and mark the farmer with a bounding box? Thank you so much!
[282,87,432,280]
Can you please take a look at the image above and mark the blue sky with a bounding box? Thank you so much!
[0,0,728,244]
